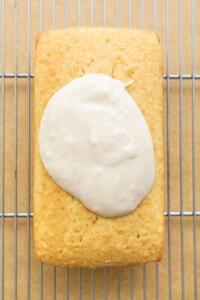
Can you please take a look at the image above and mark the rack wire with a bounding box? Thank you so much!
[0,0,200,299]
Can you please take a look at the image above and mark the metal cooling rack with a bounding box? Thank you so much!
[0,0,199,299]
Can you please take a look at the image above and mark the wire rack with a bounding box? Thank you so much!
[0,0,200,299]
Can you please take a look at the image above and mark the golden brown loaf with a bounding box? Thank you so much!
[34,28,164,268]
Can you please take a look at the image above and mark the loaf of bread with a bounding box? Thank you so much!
[34,28,164,268]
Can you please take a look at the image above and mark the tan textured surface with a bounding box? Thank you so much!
[34,28,164,268]
[1,0,200,299]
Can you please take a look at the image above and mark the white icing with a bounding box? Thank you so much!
[39,73,155,217]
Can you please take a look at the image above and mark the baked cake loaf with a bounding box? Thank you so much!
[34,28,164,268]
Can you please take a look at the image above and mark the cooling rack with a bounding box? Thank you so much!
[0,0,200,299]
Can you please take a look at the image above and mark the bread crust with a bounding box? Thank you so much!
[34,28,164,268]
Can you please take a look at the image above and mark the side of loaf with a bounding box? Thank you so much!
[34,28,164,268]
